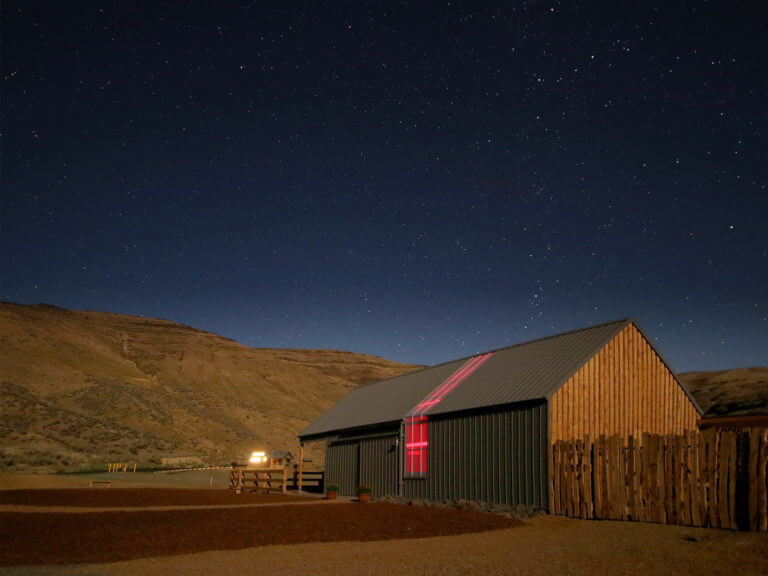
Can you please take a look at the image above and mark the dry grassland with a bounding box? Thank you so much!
[679,367,768,417]
[0,302,418,471]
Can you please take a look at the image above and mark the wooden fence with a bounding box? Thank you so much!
[229,468,287,495]
[549,428,768,531]
[286,470,325,493]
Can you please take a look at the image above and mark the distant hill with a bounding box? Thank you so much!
[0,302,419,472]
[678,367,768,418]
[2,301,763,473]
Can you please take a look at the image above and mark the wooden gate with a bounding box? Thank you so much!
[549,428,768,531]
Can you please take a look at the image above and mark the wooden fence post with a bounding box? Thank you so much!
[716,432,733,529]
[569,440,578,517]
[298,442,304,493]
[749,428,760,531]
[552,441,561,515]
[759,429,768,532]
[676,435,687,525]
[727,431,737,530]
[577,439,586,519]
[688,432,700,527]
[603,434,612,519]
[711,431,722,529]
[560,440,569,516]
[611,435,621,520]
[618,436,627,520]
[593,436,602,518]
[628,435,638,521]
[641,433,651,522]
[735,431,750,530]
[651,435,662,523]
[548,441,555,514]
[584,435,593,519]
[656,435,667,524]
[699,430,710,528]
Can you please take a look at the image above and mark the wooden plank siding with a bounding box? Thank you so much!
[550,324,699,442]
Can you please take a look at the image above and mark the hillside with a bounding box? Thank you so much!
[2,301,764,473]
[0,302,419,472]
[678,367,768,418]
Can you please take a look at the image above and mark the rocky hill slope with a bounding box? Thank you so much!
[0,302,418,471]
[678,367,768,418]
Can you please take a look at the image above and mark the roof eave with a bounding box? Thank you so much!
[299,419,402,442]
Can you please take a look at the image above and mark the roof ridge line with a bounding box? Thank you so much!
[460,317,634,361]
[357,317,633,389]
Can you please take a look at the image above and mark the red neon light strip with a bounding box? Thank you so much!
[408,352,493,417]
[412,398,441,409]
[413,354,490,411]
[405,416,428,474]
[404,353,493,476]
[414,365,476,408]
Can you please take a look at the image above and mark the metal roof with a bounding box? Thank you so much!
[299,318,698,439]
[299,357,467,439]
[430,319,631,415]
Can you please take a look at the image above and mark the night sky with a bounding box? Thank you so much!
[2,2,766,372]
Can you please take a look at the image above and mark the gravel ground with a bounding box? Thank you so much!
[0,470,234,490]
[0,497,519,566]
[2,515,766,576]
[0,488,310,508]
[1,478,765,576]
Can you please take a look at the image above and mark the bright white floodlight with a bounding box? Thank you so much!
[249,451,267,465]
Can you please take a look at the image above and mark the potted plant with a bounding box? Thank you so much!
[325,483,339,500]
[356,484,372,503]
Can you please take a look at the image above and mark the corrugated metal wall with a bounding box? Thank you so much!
[404,401,548,508]
[325,441,358,495]
[325,433,399,498]
[359,435,399,497]
[321,402,548,506]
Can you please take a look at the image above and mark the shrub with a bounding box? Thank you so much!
[356,484,372,496]
[326,484,339,492]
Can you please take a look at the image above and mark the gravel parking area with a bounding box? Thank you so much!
[0,494,519,566]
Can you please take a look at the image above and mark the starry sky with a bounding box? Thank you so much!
[2,2,766,372]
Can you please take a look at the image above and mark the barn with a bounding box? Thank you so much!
[298,318,702,508]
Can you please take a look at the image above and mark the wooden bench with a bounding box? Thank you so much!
[89,480,112,488]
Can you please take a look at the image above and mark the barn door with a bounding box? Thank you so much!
[358,435,399,497]
[326,441,360,496]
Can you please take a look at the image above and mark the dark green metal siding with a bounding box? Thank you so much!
[325,433,399,498]
[321,402,548,507]
[325,440,358,495]
[359,435,399,497]
[403,401,548,507]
